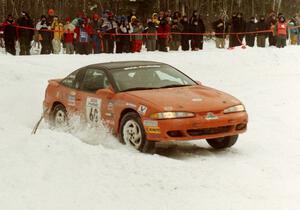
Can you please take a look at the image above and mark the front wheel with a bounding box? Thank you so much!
[206,135,238,149]
[120,112,155,153]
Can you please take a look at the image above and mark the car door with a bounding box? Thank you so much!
[78,68,112,126]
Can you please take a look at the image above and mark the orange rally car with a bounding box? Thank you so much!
[43,61,248,153]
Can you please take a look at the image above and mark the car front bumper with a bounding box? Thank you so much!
[143,112,248,141]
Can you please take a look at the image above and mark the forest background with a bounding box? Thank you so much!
[0,0,298,25]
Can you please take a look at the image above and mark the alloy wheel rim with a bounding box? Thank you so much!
[123,120,142,148]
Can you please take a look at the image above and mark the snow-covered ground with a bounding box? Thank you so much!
[1,43,300,210]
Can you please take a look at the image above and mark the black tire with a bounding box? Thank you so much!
[119,112,155,153]
[51,104,68,128]
[206,135,238,149]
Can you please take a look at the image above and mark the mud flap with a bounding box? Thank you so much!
[31,108,48,135]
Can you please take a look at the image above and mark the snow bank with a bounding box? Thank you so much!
[1,44,300,210]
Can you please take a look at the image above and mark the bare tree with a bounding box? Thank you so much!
[0,0,300,23]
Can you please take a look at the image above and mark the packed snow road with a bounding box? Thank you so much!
[1,46,300,210]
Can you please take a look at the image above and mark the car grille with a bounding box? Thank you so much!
[187,126,232,136]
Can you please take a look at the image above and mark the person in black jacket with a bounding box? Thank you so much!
[118,16,132,53]
[212,16,228,48]
[144,20,157,52]
[180,16,190,51]
[17,11,34,55]
[36,15,53,54]
[169,18,183,51]
[256,16,268,47]
[190,19,201,51]
[266,12,277,46]
[3,15,17,55]
[229,13,246,48]
[197,15,206,50]
[245,17,257,47]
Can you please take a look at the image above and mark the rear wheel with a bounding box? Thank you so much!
[206,135,238,149]
[51,104,68,128]
[120,112,155,153]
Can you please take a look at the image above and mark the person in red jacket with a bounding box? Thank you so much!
[63,17,75,54]
[157,18,170,52]
[2,15,17,55]
[274,15,288,48]
[74,19,92,55]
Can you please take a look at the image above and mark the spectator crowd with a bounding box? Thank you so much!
[0,9,299,55]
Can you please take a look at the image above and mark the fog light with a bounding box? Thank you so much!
[167,130,184,137]
[236,123,247,131]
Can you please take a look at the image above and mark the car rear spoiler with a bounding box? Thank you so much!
[48,79,61,87]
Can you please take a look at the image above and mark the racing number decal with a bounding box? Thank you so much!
[86,97,102,124]
[89,107,99,122]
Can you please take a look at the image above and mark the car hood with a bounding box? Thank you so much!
[125,85,242,113]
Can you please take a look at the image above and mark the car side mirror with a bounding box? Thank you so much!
[96,87,115,99]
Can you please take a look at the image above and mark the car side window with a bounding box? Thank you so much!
[61,70,79,89]
[81,69,110,92]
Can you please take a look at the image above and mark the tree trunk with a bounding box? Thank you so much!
[251,0,254,16]
[230,0,234,16]
[277,0,282,14]
[272,0,276,11]
[2,0,6,20]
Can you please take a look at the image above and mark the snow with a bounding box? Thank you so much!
[1,43,300,210]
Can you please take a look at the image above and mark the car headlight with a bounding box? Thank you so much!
[224,105,245,114]
[150,112,195,119]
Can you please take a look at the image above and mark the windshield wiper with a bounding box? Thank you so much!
[121,87,158,92]
[160,84,192,89]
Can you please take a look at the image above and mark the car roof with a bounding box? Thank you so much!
[87,61,166,70]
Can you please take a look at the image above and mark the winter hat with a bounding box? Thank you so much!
[108,12,113,17]
[93,14,99,20]
[48,9,55,16]
[120,16,126,21]
[65,16,71,22]
[7,14,13,22]
[76,11,84,18]
[131,16,137,22]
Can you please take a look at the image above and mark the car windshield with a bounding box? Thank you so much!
[111,64,197,92]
